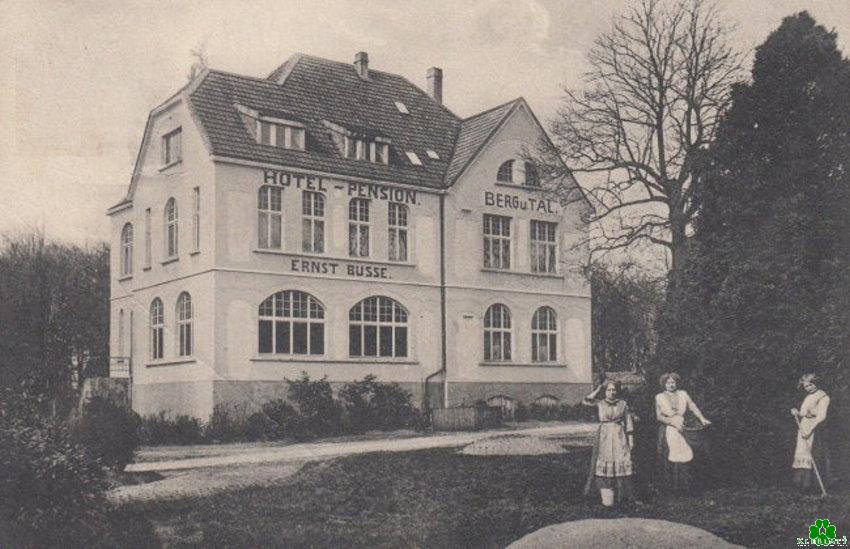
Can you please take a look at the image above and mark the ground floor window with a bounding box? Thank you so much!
[349,296,408,357]
[258,290,325,355]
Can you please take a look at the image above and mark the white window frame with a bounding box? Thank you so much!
[120,223,133,276]
[144,208,152,269]
[258,186,283,250]
[483,214,511,270]
[192,187,200,252]
[302,191,325,253]
[530,220,557,273]
[258,291,325,355]
[349,296,409,358]
[484,304,512,361]
[176,292,193,357]
[256,118,305,151]
[150,298,164,360]
[348,198,370,257]
[388,202,409,262]
[162,128,182,166]
[164,198,178,259]
[532,306,558,362]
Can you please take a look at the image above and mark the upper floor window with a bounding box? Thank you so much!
[388,202,408,262]
[162,128,182,166]
[484,304,512,361]
[192,187,200,252]
[144,208,152,269]
[349,198,370,257]
[349,296,408,358]
[497,160,514,183]
[150,298,164,360]
[176,292,193,357]
[531,306,557,362]
[258,291,325,355]
[258,186,283,249]
[483,214,511,269]
[120,223,133,276]
[524,162,540,187]
[530,220,557,273]
[302,191,325,253]
[164,198,178,258]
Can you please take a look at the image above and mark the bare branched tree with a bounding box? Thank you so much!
[543,0,742,275]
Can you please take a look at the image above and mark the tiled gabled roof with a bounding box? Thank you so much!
[188,54,463,189]
[444,98,522,185]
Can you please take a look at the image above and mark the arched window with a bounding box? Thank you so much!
[150,298,164,360]
[487,394,516,419]
[388,202,408,262]
[349,296,408,357]
[484,304,511,361]
[176,292,193,357]
[533,395,560,408]
[258,291,324,355]
[496,160,514,183]
[120,223,133,276]
[348,198,370,257]
[164,198,178,258]
[524,162,540,187]
[258,186,283,249]
[532,306,557,362]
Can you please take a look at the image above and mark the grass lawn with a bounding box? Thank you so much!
[114,447,849,548]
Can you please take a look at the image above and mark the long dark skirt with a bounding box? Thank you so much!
[656,425,692,494]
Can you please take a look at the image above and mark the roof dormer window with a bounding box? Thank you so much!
[237,104,305,151]
[426,149,440,160]
[394,101,410,114]
[324,120,390,165]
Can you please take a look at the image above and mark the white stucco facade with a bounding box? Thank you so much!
[109,57,591,420]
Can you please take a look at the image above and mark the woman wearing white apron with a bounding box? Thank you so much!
[791,373,831,492]
[655,372,711,493]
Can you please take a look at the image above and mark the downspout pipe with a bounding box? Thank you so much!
[424,193,448,409]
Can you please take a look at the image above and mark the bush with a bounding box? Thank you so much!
[258,399,300,440]
[286,372,343,439]
[0,391,110,548]
[205,401,251,443]
[339,375,417,433]
[138,412,204,446]
[71,396,140,471]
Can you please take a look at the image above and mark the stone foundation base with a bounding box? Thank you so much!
[133,380,592,420]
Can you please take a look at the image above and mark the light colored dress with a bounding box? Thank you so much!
[793,390,830,470]
[655,390,697,463]
[594,399,634,477]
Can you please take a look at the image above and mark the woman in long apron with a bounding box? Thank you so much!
[791,373,831,492]
[582,380,634,506]
[655,372,711,493]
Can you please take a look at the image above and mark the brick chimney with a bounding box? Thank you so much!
[427,67,443,104]
[354,52,369,79]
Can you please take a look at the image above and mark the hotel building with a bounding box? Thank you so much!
[108,52,592,419]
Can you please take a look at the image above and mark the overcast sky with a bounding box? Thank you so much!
[1,0,849,247]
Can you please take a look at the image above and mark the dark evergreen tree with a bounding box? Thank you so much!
[657,12,850,481]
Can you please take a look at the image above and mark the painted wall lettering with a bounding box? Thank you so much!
[290,259,389,279]
[347,182,417,205]
[263,169,327,192]
[484,191,557,214]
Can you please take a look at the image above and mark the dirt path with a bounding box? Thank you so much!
[508,518,744,548]
[125,422,596,473]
